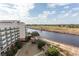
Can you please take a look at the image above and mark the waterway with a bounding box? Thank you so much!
[27,28,79,47]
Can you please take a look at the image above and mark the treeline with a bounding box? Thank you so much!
[54,24,79,28]
[26,24,79,28]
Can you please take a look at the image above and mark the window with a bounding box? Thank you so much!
[12,39,15,42]
[1,32,5,35]
[2,36,6,39]
[3,44,7,48]
[1,28,5,31]
[12,33,14,35]
[8,38,11,41]
[2,40,6,44]
[7,34,10,37]
[8,42,11,45]
[7,31,10,33]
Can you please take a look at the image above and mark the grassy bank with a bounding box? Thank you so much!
[31,25,79,36]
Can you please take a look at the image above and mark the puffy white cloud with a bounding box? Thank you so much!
[63,13,69,17]
[0,2,79,24]
[64,5,70,9]
[16,3,34,17]
[58,3,69,6]
[0,2,34,22]
[0,3,19,20]
[38,11,49,19]
[25,10,51,24]
[48,3,69,8]
[37,10,56,19]
[71,13,79,17]
[62,10,72,17]
[72,7,79,11]
[48,3,56,8]
[51,11,56,14]
[0,13,19,20]
[57,10,72,19]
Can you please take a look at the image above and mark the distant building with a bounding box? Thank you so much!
[0,20,26,56]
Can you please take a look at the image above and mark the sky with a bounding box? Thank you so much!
[0,1,79,24]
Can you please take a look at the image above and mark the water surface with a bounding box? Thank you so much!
[27,28,79,47]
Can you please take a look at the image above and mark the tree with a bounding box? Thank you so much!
[15,40,22,49]
[6,47,14,56]
[45,47,60,56]
[37,40,46,50]
[31,31,40,37]
[25,36,31,42]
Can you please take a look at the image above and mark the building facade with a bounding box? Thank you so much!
[0,20,26,56]
[0,27,19,55]
[18,22,26,41]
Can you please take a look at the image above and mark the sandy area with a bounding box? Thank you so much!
[41,38,79,56]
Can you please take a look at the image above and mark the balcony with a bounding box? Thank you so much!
[1,32,5,35]
[2,36,6,39]
[2,40,6,44]
[2,44,7,49]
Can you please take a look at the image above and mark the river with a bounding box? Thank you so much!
[27,28,79,47]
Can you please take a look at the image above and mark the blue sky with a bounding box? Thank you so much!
[28,3,79,24]
[0,3,79,24]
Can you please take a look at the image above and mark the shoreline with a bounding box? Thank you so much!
[41,38,79,56]
[30,28,79,36]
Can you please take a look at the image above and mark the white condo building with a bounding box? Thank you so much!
[0,20,26,56]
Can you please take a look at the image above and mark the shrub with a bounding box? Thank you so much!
[37,40,46,50]
[10,45,18,55]
[25,36,31,42]
[15,40,22,49]
[45,47,60,56]
[31,31,40,37]
[6,45,18,56]
[5,40,22,56]
[25,32,32,42]
[5,48,13,56]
